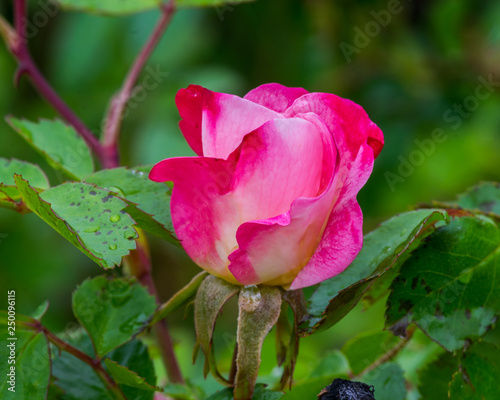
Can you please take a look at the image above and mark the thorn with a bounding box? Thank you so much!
[14,64,29,87]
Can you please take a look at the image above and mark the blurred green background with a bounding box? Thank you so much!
[1,0,499,396]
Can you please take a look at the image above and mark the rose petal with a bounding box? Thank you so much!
[231,117,324,222]
[289,143,375,289]
[176,85,280,159]
[244,83,309,113]
[228,114,338,286]
[150,156,240,283]
[285,92,384,162]
[150,117,325,285]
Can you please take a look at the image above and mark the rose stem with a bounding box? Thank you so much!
[9,0,106,166]
[102,0,176,167]
[4,0,184,384]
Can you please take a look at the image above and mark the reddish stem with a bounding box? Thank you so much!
[102,0,175,166]
[38,324,127,400]
[10,0,106,165]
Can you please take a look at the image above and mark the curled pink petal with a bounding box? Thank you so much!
[244,83,309,113]
[176,85,280,159]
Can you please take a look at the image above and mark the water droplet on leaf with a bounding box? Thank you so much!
[110,214,120,222]
[84,226,100,233]
[109,244,117,250]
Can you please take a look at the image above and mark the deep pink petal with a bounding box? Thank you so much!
[290,143,375,289]
[149,156,240,283]
[175,85,280,159]
[285,92,384,162]
[244,83,309,113]
[228,114,338,286]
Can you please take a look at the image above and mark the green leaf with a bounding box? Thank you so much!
[385,216,500,351]
[55,0,255,15]
[362,363,406,400]
[104,359,158,391]
[51,331,156,400]
[309,350,350,379]
[0,158,49,212]
[456,181,500,216]
[0,314,50,399]
[31,300,50,321]
[84,167,178,245]
[449,342,500,399]
[72,276,156,357]
[163,383,198,400]
[417,352,457,400]
[15,176,138,269]
[0,158,49,189]
[108,340,157,400]
[152,271,208,324]
[6,118,94,180]
[301,209,447,335]
[206,384,283,400]
[341,331,402,376]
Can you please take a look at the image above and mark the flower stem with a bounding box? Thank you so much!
[102,0,176,166]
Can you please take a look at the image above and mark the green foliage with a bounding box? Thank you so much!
[51,333,157,400]
[0,315,50,399]
[17,176,139,269]
[302,209,447,335]
[456,181,500,216]
[417,352,457,399]
[449,342,500,399]
[362,363,406,400]
[6,118,94,181]
[386,216,500,351]
[85,167,178,244]
[0,158,49,212]
[105,359,158,391]
[72,276,156,357]
[341,331,402,376]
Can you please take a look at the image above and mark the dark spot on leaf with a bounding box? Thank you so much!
[95,232,101,236]
[103,209,111,213]
[89,190,97,196]
[120,210,126,214]
[103,241,108,245]
[412,277,419,290]
[101,194,114,203]
[465,309,471,319]
[76,203,81,206]
[70,202,75,206]
[89,218,94,222]
[107,231,113,235]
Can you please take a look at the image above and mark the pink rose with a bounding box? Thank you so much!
[150,83,383,289]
